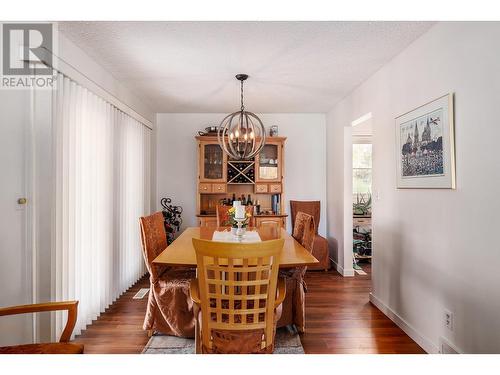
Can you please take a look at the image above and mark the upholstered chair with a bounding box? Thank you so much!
[290,200,330,271]
[216,204,254,227]
[277,212,315,333]
[0,301,84,354]
[190,238,286,354]
[139,212,196,338]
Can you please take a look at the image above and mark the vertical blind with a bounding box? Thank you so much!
[51,73,151,339]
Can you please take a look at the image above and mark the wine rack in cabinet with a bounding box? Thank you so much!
[227,160,255,184]
[195,135,287,228]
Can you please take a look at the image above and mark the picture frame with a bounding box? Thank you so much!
[395,93,455,189]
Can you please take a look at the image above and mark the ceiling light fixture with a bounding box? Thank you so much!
[217,74,266,160]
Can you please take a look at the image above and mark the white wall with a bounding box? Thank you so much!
[326,22,500,353]
[156,113,327,235]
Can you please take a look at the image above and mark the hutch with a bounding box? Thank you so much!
[195,135,287,228]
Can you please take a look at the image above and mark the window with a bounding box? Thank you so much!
[52,73,151,339]
[353,143,372,195]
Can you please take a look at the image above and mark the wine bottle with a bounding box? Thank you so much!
[242,194,247,205]
[231,193,236,205]
[247,194,252,206]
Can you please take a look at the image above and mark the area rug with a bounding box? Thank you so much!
[142,326,305,354]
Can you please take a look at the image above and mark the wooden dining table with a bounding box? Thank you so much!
[153,226,319,268]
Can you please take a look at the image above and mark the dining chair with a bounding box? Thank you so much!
[190,238,286,354]
[277,211,315,333]
[139,212,196,338]
[0,301,84,354]
[290,200,330,271]
[257,220,280,238]
[216,204,254,227]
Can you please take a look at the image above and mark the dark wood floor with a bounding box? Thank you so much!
[73,264,425,354]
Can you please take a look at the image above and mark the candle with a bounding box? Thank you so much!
[235,206,245,219]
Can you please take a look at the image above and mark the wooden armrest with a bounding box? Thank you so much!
[0,301,78,343]
[190,279,201,305]
[274,277,286,308]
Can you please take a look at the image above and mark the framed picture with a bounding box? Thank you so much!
[395,93,455,189]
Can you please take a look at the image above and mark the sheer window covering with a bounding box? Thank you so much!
[52,73,151,339]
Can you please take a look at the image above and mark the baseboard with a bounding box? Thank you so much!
[331,259,355,277]
[369,292,439,354]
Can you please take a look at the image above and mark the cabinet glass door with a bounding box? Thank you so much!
[257,143,281,181]
[201,143,225,182]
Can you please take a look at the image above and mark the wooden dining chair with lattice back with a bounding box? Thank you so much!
[190,238,286,354]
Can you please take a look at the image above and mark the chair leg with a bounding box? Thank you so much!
[193,304,201,354]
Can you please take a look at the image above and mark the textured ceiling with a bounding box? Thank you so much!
[58,21,434,113]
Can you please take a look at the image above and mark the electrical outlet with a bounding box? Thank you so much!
[444,309,454,331]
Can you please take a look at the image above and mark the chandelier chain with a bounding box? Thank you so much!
[240,79,245,112]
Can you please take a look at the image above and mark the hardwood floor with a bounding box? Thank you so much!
[73,278,151,354]
[73,264,425,354]
[300,264,424,353]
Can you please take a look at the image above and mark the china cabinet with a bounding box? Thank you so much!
[195,135,287,228]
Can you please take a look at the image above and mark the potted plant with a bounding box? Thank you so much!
[353,193,372,216]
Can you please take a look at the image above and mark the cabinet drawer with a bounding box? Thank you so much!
[199,183,212,193]
[269,184,282,193]
[255,184,268,193]
[212,183,226,193]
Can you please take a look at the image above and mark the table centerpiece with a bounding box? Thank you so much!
[225,201,252,241]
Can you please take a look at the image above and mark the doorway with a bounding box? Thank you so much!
[343,113,372,278]
[352,138,372,275]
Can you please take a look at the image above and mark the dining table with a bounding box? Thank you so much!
[153,226,319,268]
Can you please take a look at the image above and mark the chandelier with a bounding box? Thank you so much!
[217,74,266,160]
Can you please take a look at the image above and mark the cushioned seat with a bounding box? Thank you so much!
[0,300,83,354]
[290,200,330,271]
[195,304,283,354]
[190,238,286,354]
[277,212,315,333]
[0,342,84,354]
[311,235,330,271]
[140,212,197,338]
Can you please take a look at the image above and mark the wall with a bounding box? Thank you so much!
[156,113,327,236]
[326,22,500,353]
